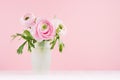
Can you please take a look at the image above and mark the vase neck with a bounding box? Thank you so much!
[35,41,51,49]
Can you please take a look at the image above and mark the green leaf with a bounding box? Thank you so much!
[28,40,35,48]
[17,41,27,54]
[28,42,32,52]
[59,42,64,52]
[16,33,34,41]
[12,30,37,54]
[50,34,60,49]
[23,30,30,36]
[27,40,35,52]
[23,30,33,38]
[23,30,34,40]
[11,33,26,40]
[16,33,27,40]
[50,38,57,49]
[33,39,37,43]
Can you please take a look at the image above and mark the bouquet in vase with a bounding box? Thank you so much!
[12,13,66,54]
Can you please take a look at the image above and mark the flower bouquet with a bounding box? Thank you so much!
[12,13,66,72]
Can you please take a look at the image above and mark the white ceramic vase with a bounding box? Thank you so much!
[31,41,51,73]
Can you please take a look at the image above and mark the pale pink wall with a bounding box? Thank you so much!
[0,0,120,70]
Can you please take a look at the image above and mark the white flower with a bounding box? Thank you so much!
[51,18,67,36]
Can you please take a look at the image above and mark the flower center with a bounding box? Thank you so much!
[24,17,29,20]
[42,24,48,30]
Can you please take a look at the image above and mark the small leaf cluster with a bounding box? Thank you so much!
[11,30,36,54]
[50,24,65,52]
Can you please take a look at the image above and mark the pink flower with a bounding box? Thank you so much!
[32,19,55,41]
[21,13,35,28]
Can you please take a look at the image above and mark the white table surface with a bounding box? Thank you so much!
[0,71,120,80]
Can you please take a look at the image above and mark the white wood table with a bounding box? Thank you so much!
[0,71,120,80]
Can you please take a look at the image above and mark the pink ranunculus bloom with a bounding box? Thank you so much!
[21,13,35,28]
[32,19,55,41]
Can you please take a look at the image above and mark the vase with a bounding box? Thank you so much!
[31,41,51,73]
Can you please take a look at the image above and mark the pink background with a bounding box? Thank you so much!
[0,0,120,70]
